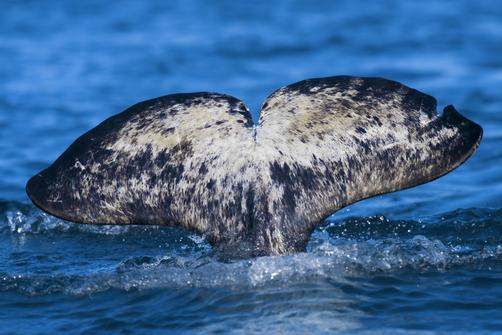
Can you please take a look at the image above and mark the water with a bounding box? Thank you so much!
[1,0,502,333]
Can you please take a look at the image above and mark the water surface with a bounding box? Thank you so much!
[1,1,502,333]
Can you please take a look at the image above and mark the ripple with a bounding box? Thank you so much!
[0,202,501,296]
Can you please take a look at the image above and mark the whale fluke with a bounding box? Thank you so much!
[26,76,482,256]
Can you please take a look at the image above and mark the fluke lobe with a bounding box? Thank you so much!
[26,76,483,256]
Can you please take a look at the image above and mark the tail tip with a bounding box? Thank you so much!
[442,104,483,148]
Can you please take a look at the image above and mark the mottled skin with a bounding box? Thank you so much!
[26,76,483,256]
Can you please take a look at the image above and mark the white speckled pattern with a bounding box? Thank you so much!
[26,76,483,256]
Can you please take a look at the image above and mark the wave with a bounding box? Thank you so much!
[1,201,501,296]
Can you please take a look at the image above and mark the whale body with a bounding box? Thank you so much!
[26,76,483,256]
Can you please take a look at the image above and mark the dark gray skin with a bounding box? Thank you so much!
[26,76,483,257]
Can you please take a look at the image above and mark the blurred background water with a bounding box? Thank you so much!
[1,0,502,333]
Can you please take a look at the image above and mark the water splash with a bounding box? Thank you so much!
[0,202,501,297]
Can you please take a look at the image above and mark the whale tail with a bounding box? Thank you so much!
[26,76,482,256]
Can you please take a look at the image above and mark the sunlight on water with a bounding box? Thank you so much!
[1,0,502,333]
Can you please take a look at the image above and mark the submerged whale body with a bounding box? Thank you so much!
[26,76,482,256]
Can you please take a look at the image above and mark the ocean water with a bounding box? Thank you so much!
[1,0,502,333]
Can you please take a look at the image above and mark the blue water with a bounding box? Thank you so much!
[1,1,502,333]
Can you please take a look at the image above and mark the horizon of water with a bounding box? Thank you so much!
[1,1,502,334]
